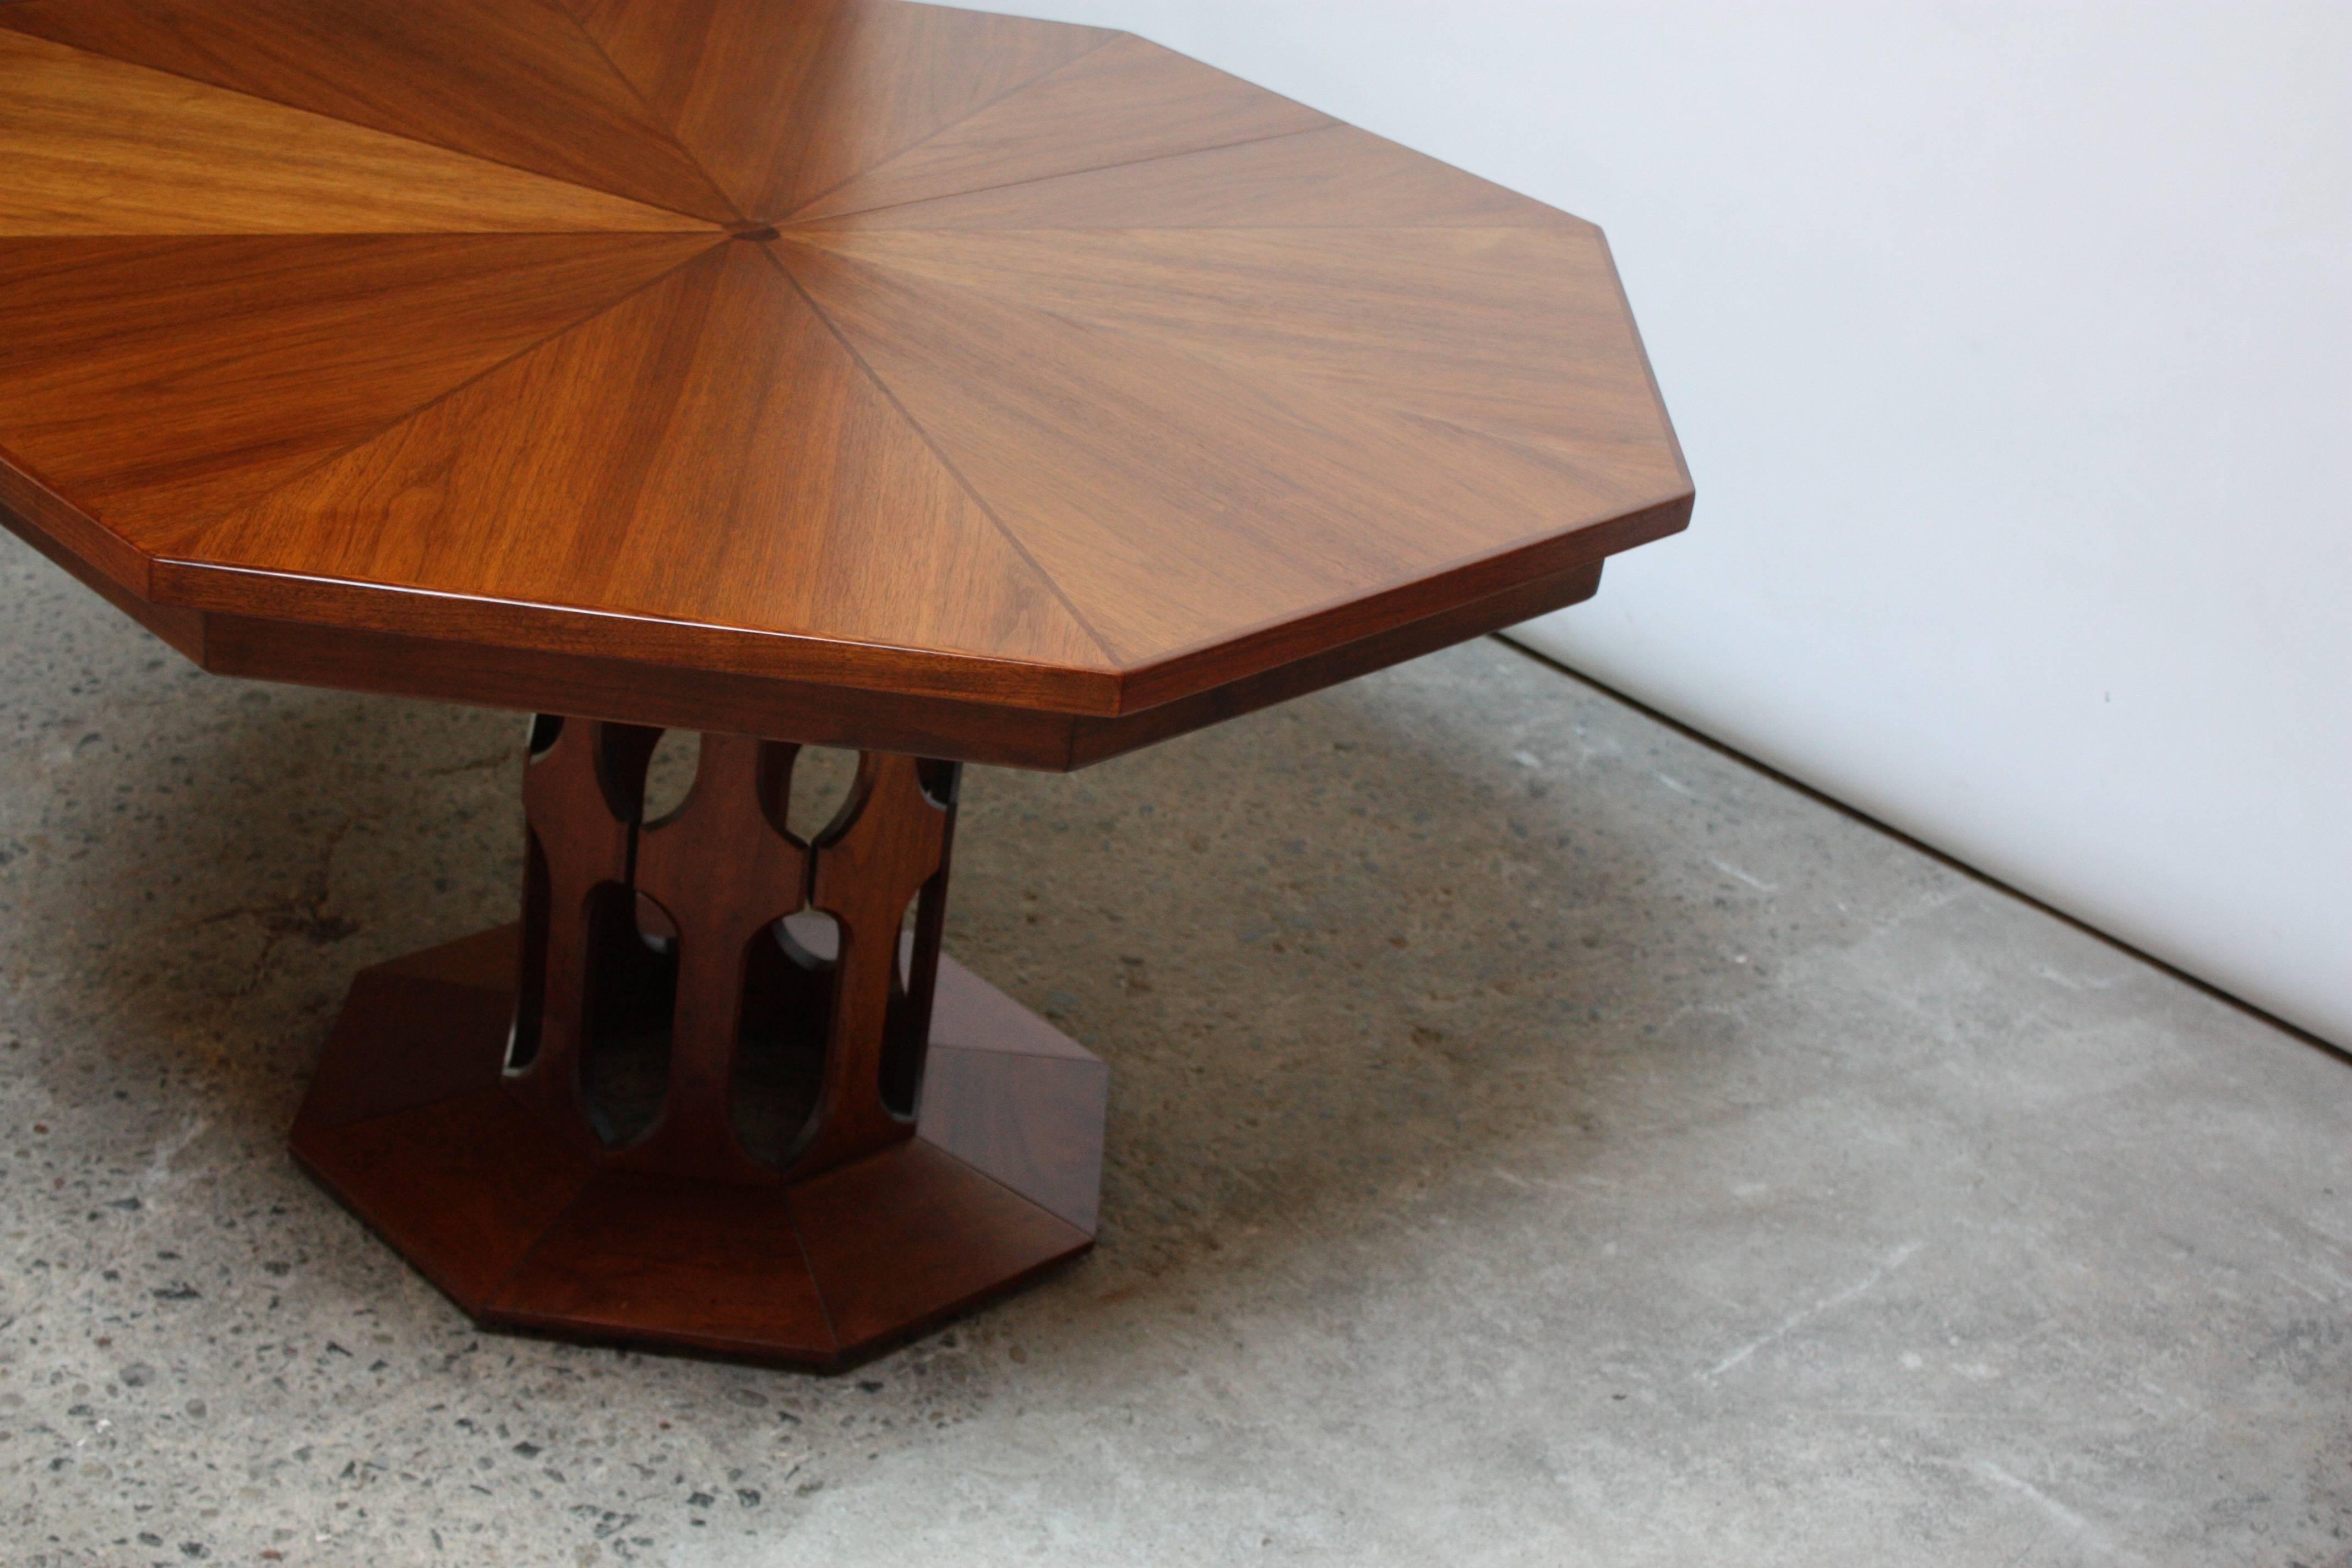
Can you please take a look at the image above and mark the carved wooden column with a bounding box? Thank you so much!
[288,719,1108,1366]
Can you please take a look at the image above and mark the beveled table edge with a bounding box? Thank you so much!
[2,472,1687,769]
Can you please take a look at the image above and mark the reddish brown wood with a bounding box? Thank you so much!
[175,241,1110,685]
[787,1137,1088,1351]
[1064,557,1607,765]
[166,553,1608,771]
[0,459,200,652]
[291,722,1100,1365]
[508,722,960,1183]
[766,227,1678,669]
[298,1086,597,1306]
[0,28,710,236]
[6,0,1694,1369]
[508,716,660,1141]
[621,733,817,1183]
[0,0,739,221]
[919,1045,1109,1234]
[0,0,1690,735]
[798,121,1582,233]
[293,965,514,1133]
[785,33,1333,225]
[0,233,718,551]
[569,0,1114,221]
[790,753,950,1176]
[190,611,1098,766]
[491,1173,835,1357]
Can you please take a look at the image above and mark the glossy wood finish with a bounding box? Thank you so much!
[808,121,1583,232]
[175,555,1611,770]
[509,719,960,1186]
[5,4,1695,1368]
[0,233,716,549]
[571,0,1114,221]
[0,0,1691,760]
[771,227,1679,666]
[784,34,1333,224]
[291,728,1106,1365]
[187,242,1106,672]
[1,0,739,222]
[0,29,709,236]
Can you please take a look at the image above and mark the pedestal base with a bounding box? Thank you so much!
[291,925,1107,1366]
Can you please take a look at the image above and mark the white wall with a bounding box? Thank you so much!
[965,1,2352,1048]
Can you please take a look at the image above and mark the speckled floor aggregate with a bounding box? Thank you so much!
[2,530,2346,1566]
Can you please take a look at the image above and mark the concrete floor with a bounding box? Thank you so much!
[1,527,2347,1567]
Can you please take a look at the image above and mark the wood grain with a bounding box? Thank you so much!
[0,0,738,221]
[624,733,821,1184]
[792,753,951,1177]
[786,122,1577,233]
[512,718,955,1190]
[0,29,715,234]
[290,906,1105,1363]
[510,716,660,1144]
[919,1044,1109,1232]
[294,1085,596,1306]
[14,0,1700,1373]
[490,1170,837,1357]
[182,242,1112,678]
[787,224,1688,491]
[572,0,1113,220]
[774,237,1685,664]
[177,551,1615,771]
[0,233,720,548]
[788,32,1331,224]
[788,1136,1089,1351]
[192,613,1099,764]
[0,450,167,613]
[293,966,515,1134]
[2,0,1693,754]
[1068,557,1612,762]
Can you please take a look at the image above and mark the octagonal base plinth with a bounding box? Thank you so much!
[290,927,1107,1366]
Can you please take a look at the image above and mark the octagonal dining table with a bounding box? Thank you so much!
[0,0,1691,1365]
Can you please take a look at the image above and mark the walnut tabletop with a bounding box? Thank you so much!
[0,0,1692,1365]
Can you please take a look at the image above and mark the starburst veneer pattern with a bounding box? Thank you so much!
[0,0,1691,1364]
